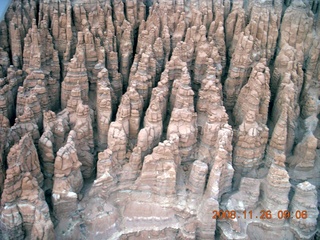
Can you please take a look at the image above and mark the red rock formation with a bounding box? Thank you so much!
[43,0,75,76]
[0,0,319,239]
[18,19,61,113]
[61,45,89,109]
[261,163,291,224]
[233,110,269,178]
[167,101,197,160]
[136,135,180,196]
[224,31,259,110]
[225,1,245,57]
[107,120,128,164]
[52,131,83,220]
[233,60,270,125]
[0,134,53,240]
[279,0,314,60]
[114,86,144,142]
[0,115,9,195]
[96,70,113,150]
[289,181,319,238]
[232,63,270,176]
[8,106,40,147]
[196,64,223,128]
[188,160,208,196]
[129,51,155,109]
[6,0,36,68]
[92,149,117,196]
[0,67,24,121]
[38,110,70,191]
[73,103,94,178]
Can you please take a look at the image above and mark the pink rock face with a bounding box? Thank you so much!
[52,131,83,221]
[0,134,54,240]
[136,137,180,195]
[96,72,113,150]
[0,67,24,121]
[61,49,89,109]
[0,115,9,195]
[8,106,40,147]
[233,59,270,125]
[289,181,319,237]
[73,103,94,178]
[20,19,60,112]
[0,0,320,239]
[225,2,246,57]
[233,110,269,177]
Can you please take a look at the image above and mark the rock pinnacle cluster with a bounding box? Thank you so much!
[0,0,319,239]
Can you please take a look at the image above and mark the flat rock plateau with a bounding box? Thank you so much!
[0,0,319,239]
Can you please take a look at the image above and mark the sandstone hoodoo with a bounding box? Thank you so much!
[0,0,319,239]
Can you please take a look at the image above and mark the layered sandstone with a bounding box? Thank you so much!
[0,134,54,240]
[0,0,319,239]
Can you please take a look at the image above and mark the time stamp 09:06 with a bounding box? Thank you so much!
[212,210,308,220]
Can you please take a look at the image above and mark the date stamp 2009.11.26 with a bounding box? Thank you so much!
[212,210,308,220]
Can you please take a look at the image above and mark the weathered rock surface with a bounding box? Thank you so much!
[0,114,9,195]
[52,131,83,221]
[136,136,180,196]
[0,0,319,239]
[289,181,319,238]
[0,134,54,240]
